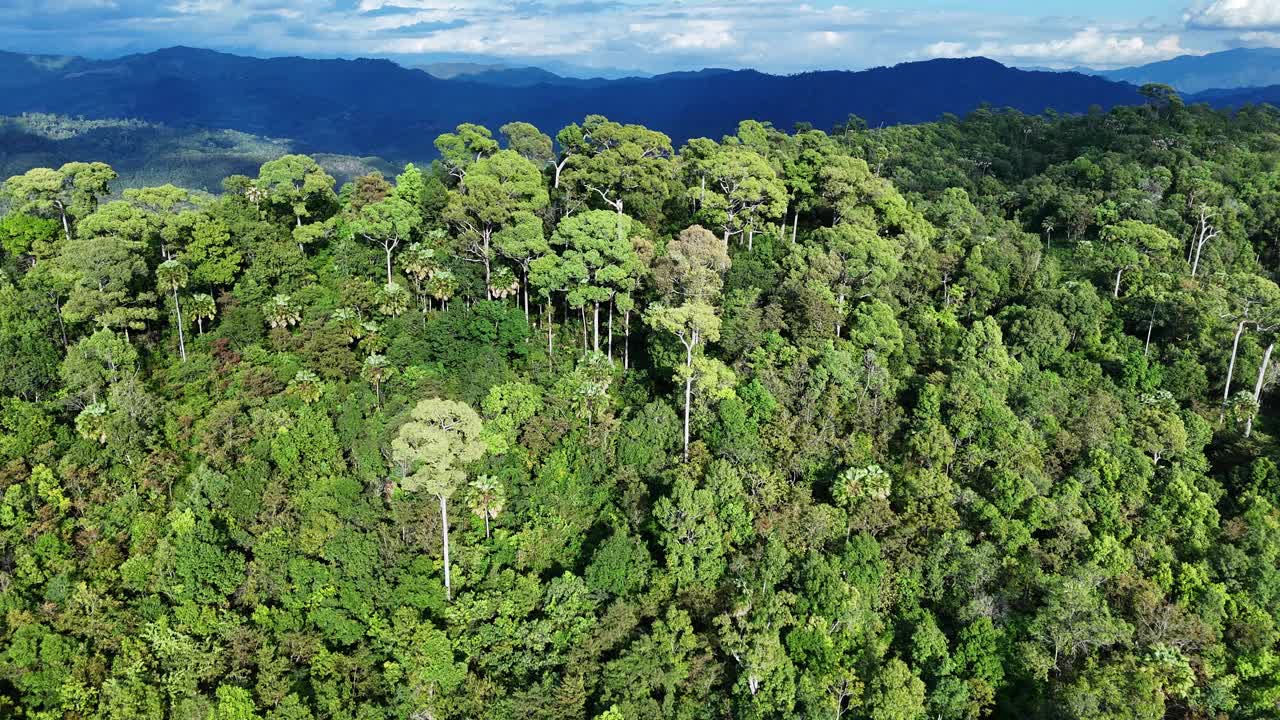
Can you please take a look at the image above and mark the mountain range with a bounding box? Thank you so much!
[4,46,1280,169]
[1084,48,1280,95]
[0,46,1155,164]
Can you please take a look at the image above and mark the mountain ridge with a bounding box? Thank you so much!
[0,46,1150,163]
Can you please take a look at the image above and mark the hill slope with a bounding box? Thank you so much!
[0,47,1146,162]
[0,113,392,192]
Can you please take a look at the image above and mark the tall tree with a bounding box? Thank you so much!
[493,211,549,320]
[553,209,643,353]
[155,259,190,361]
[500,122,554,166]
[390,398,486,600]
[1097,220,1180,298]
[2,162,116,243]
[694,146,787,249]
[647,225,731,460]
[444,150,549,299]
[352,196,422,284]
[255,155,337,233]
[435,123,500,181]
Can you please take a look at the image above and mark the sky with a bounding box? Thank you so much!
[0,0,1278,76]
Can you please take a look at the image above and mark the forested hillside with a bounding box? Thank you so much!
[4,94,1280,719]
[0,114,392,192]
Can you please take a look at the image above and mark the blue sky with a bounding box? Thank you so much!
[0,1,1276,75]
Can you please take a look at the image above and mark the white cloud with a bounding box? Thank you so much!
[919,28,1202,69]
[1186,0,1280,31]
[0,1,1227,75]
[1234,30,1280,45]
[922,41,967,58]
[660,21,736,51]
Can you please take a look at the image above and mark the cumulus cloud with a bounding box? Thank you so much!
[1186,0,1280,31]
[919,28,1201,68]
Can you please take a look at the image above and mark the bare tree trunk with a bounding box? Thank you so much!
[546,302,555,372]
[592,302,600,353]
[792,211,799,244]
[482,230,493,299]
[172,286,187,361]
[522,267,529,322]
[623,310,631,370]
[1114,268,1124,298]
[58,205,71,244]
[836,292,845,338]
[440,495,452,601]
[1224,319,1248,412]
[607,300,614,361]
[1248,341,1275,437]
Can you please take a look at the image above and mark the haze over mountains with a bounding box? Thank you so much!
[3,45,1280,170]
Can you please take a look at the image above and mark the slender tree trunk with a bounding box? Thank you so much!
[792,211,799,244]
[58,207,71,244]
[1113,268,1124,298]
[1225,319,1248,412]
[1248,341,1275,437]
[483,230,493,299]
[484,511,491,539]
[439,495,452,601]
[385,247,394,284]
[171,287,187,361]
[624,310,631,370]
[607,300,614,361]
[592,302,600,353]
[581,306,587,353]
[545,301,555,371]
[522,267,530,322]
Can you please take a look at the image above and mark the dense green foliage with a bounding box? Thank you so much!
[3,98,1280,719]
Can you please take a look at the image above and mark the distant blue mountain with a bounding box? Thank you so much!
[1072,48,1280,93]
[416,62,616,88]
[0,47,1148,163]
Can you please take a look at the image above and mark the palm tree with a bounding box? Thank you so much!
[362,354,393,407]
[468,475,506,539]
[188,293,217,335]
[156,259,189,361]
